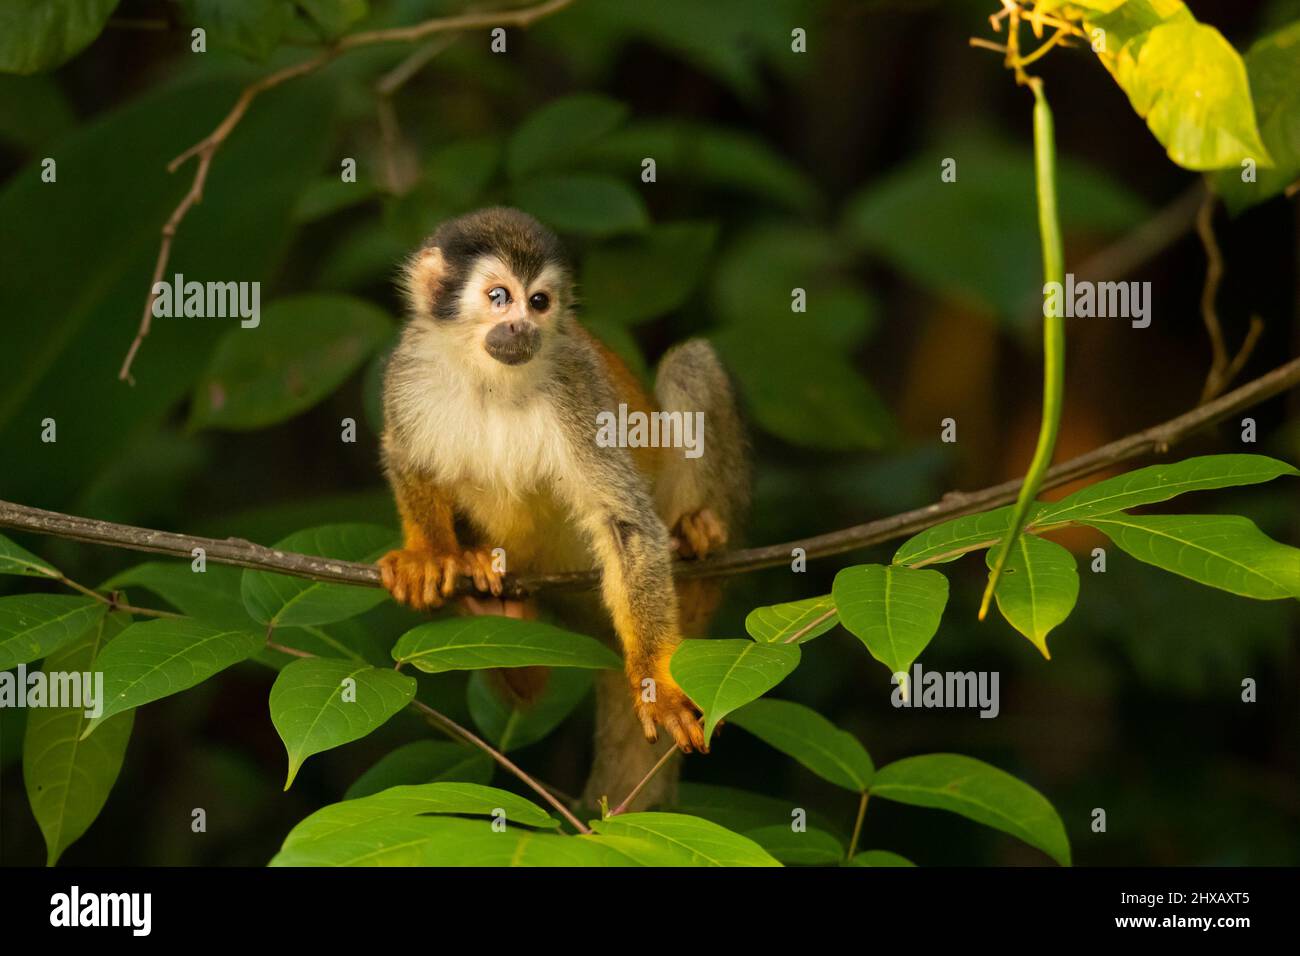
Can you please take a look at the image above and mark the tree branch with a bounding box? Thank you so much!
[118,0,577,384]
[4,355,1298,597]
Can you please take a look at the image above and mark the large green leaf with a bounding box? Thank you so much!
[240,524,396,627]
[729,698,874,792]
[392,617,620,674]
[590,812,781,866]
[1035,455,1299,525]
[581,222,718,326]
[0,533,59,578]
[0,1,119,74]
[831,565,948,677]
[1082,514,1300,599]
[344,741,492,800]
[1215,21,1300,212]
[506,93,628,179]
[0,595,105,670]
[589,121,819,211]
[1088,6,1271,170]
[189,294,392,430]
[82,618,264,737]
[844,134,1146,320]
[846,850,916,867]
[282,782,557,850]
[22,612,133,865]
[744,594,839,645]
[106,561,252,627]
[511,173,648,237]
[893,506,1023,568]
[181,0,294,61]
[743,825,844,865]
[668,639,800,745]
[270,658,416,788]
[872,754,1071,866]
[272,815,612,867]
[466,667,593,751]
[985,535,1079,658]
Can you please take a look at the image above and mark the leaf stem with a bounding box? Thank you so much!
[847,792,870,860]
[607,743,679,817]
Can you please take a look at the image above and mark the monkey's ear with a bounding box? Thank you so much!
[401,245,447,317]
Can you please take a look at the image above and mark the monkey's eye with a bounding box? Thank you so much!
[529,292,550,312]
[487,286,511,307]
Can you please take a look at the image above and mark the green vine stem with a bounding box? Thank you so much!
[979,77,1065,633]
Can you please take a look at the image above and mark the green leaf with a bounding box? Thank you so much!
[580,222,718,326]
[590,121,819,211]
[872,754,1071,866]
[729,698,874,792]
[668,639,800,745]
[984,535,1078,658]
[511,173,648,237]
[1215,21,1300,212]
[893,505,1023,567]
[182,0,294,61]
[0,595,105,671]
[240,524,397,627]
[674,782,841,835]
[295,0,367,38]
[272,815,607,867]
[0,1,120,75]
[590,812,781,866]
[745,594,839,645]
[0,533,59,578]
[82,618,264,737]
[507,93,628,179]
[713,324,892,451]
[272,783,567,863]
[392,617,620,674]
[743,825,844,865]
[106,561,251,627]
[844,134,1147,320]
[1082,514,1300,599]
[831,565,948,677]
[1093,13,1271,170]
[846,850,916,867]
[189,294,392,431]
[22,612,133,865]
[345,741,492,800]
[1034,455,1299,525]
[270,658,416,789]
[466,667,593,751]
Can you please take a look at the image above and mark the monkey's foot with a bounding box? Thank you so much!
[671,508,727,559]
[461,548,504,597]
[378,548,463,611]
[629,665,707,753]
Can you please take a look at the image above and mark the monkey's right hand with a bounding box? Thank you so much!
[628,653,708,754]
[378,548,465,611]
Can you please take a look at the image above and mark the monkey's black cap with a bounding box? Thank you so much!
[427,207,570,285]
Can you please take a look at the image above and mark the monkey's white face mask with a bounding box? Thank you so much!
[454,255,565,368]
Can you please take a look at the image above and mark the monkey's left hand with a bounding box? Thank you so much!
[629,651,707,753]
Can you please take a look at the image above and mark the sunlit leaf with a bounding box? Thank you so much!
[872,754,1071,865]
[0,532,58,578]
[831,565,948,677]
[744,594,838,645]
[589,812,781,866]
[0,595,105,671]
[893,506,1022,568]
[985,535,1078,658]
[669,639,800,745]
[392,617,620,674]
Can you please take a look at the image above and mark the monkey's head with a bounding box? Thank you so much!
[402,207,573,371]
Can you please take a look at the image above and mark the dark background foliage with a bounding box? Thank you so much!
[1,0,1297,865]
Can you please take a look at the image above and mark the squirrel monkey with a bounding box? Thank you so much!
[379,207,749,765]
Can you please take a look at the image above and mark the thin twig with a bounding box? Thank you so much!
[4,355,1300,594]
[118,0,576,384]
[410,699,591,833]
[1197,192,1265,403]
[847,792,869,860]
[607,744,679,817]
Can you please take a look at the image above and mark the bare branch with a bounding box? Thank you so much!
[118,0,577,384]
[5,355,1299,597]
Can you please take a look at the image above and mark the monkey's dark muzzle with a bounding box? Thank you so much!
[484,320,541,365]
